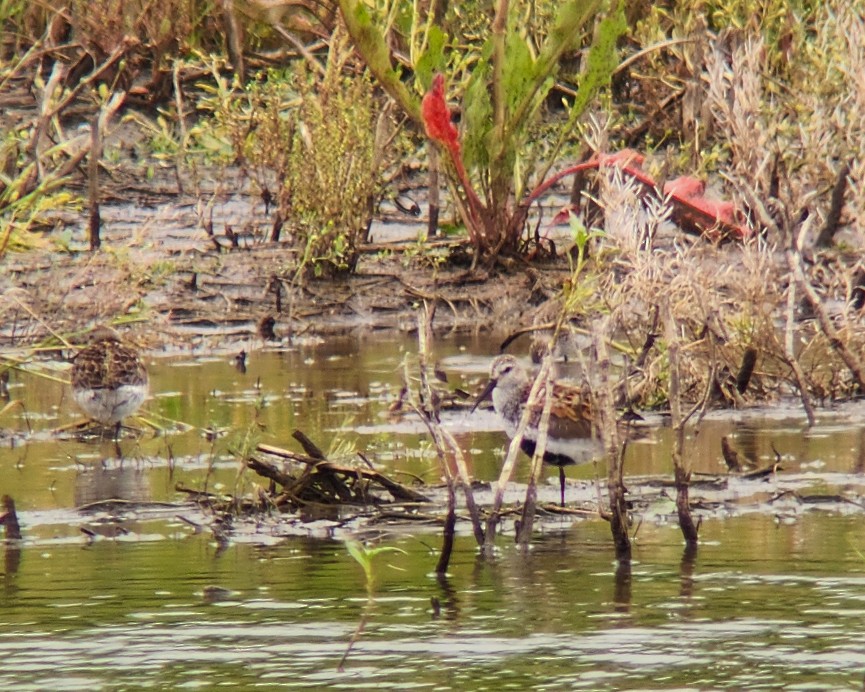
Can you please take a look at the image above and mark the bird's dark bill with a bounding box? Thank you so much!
[470,379,496,413]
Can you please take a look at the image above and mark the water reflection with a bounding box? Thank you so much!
[431,572,460,622]
[1,336,865,688]
[0,518,861,687]
[74,463,152,507]
[854,428,865,474]
[679,543,698,602]
[613,560,632,615]
[3,546,21,590]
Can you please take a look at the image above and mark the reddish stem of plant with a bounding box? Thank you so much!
[521,148,751,241]
[421,74,486,238]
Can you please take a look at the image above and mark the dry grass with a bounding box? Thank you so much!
[1,0,863,412]
[535,0,864,412]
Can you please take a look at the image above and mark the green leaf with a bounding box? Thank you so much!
[338,0,421,124]
[569,1,627,118]
[502,32,535,117]
[549,0,603,55]
[363,545,407,559]
[415,25,448,92]
[462,54,492,171]
[507,0,602,138]
[345,541,406,585]
[346,540,371,570]
[534,0,602,82]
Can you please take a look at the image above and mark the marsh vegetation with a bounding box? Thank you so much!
[1,1,865,681]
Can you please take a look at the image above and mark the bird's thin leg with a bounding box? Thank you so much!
[559,467,566,508]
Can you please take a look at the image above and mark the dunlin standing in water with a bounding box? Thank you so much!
[71,327,149,438]
[472,354,600,507]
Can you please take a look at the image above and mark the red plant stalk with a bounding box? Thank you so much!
[521,149,750,241]
[422,71,750,247]
[421,75,486,239]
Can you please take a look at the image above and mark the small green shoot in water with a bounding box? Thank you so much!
[562,214,605,317]
[340,541,408,671]
[568,214,604,275]
[345,541,407,589]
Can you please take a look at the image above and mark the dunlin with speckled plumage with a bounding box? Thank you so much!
[472,354,600,507]
[71,327,148,436]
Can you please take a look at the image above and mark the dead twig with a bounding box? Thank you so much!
[254,452,431,505]
[594,317,631,562]
[664,303,699,548]
[788,245,865,394]
[515,358,554,546]
[292,430,327,459]
[0,495,22,540]
[782,270,816,426]
[736,347,758,395]
[813,161,850,248]
[743,189,818,426]
[221,0,246,83]
[409,303,484,569]
[88,101,103,250]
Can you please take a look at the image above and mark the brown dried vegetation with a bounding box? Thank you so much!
[1,0,864,414]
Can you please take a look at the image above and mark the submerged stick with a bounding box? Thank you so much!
[337,605,369,672]
[435,480,456,574]
[412,304,484,568]
[0,495,21,540]
[515,360,554,546]
[594,321,631,562]
[664,304,699,548]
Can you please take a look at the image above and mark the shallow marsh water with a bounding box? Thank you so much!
[2,334,865,689]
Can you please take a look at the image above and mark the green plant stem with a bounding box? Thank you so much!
[491,0,508,155]
[535,0,625,183]
[513,0,602,132]
[337,0,421,125]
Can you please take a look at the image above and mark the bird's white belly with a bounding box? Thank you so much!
[498,407,600,465]
[73,384,148,425]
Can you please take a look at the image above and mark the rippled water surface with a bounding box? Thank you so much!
[2,335,865,689]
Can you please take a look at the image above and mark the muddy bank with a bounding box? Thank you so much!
[4,161,865,421]
[0,185,577,351]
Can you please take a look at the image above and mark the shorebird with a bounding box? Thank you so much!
[71,327,149,437]
[472,354,600,507]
